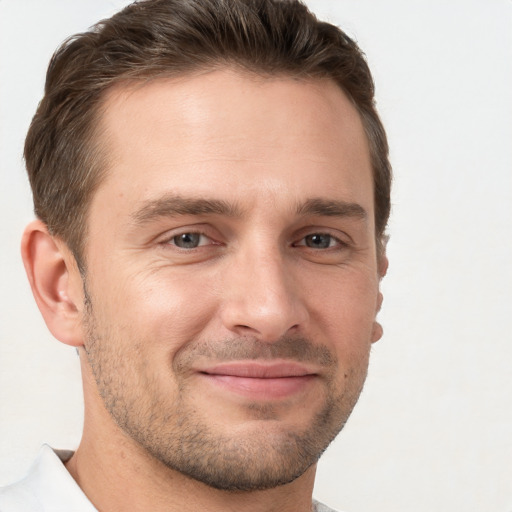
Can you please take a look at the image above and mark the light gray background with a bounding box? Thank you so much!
[1,1,511,511]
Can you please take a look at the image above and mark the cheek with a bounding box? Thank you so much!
[307,270,379,351]
[304,275,378,372]
[88,266,220,353]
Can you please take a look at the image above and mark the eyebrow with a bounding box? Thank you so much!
[131,194,367,226]
[132,195,245,225]
[296,198,368,220]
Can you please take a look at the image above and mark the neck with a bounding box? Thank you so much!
[66,432,317,512]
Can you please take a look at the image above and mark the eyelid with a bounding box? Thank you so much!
[156,225,220,248]
[168,233,212,248]
[292,227,352,247]
[154,224,352,250]
[294,234,347,249]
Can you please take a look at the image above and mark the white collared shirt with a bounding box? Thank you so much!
[0,445,96,512]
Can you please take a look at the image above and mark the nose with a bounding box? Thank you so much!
[219,246,309,342]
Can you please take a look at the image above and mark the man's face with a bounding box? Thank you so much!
[80,70,383,490]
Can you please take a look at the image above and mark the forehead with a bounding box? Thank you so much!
[92,69,373,218]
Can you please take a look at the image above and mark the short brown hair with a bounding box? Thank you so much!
[25,0,391,269]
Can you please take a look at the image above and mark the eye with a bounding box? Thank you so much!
[169,232,210,249]
[297,233,341,249]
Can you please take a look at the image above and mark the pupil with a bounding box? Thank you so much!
[307,234,330,249]
[175,233,200,248]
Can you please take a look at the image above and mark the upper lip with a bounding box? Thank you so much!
[197,361,318,379]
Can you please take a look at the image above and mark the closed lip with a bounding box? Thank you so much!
[196,361,318,379]
[194,361,320,400]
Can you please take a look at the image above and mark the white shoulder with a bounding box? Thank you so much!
[0,445,95,512]
[313,498,344,512]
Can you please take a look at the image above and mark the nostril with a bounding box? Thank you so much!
[235,324,256,333]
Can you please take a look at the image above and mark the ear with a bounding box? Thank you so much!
[371,251,389,343]
[21,220,85,347]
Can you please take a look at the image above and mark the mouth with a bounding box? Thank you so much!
[196,361,319,400]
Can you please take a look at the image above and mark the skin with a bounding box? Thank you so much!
[22,69,387,512]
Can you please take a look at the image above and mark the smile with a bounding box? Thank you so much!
[197,361,319,400]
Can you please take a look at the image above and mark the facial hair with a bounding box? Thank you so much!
[82,289,370,491]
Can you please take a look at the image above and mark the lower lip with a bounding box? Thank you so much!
[199,374,316,400]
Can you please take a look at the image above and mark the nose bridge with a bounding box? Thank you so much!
[221,238,308,341]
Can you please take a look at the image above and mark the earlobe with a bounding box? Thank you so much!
[378,252,389,279]
[21,220,84,347]
[371,320,383,343]
[371,290,384,343]
[371,252,388,344]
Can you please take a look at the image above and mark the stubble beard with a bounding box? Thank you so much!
[82,293,370,492]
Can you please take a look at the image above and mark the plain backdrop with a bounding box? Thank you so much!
[1,1,511,511]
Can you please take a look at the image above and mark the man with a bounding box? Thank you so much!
[0,0,391,510]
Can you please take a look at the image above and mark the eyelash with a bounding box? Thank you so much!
[160,230,349,251]
[293,233,347,250]
[166,232,216,249]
